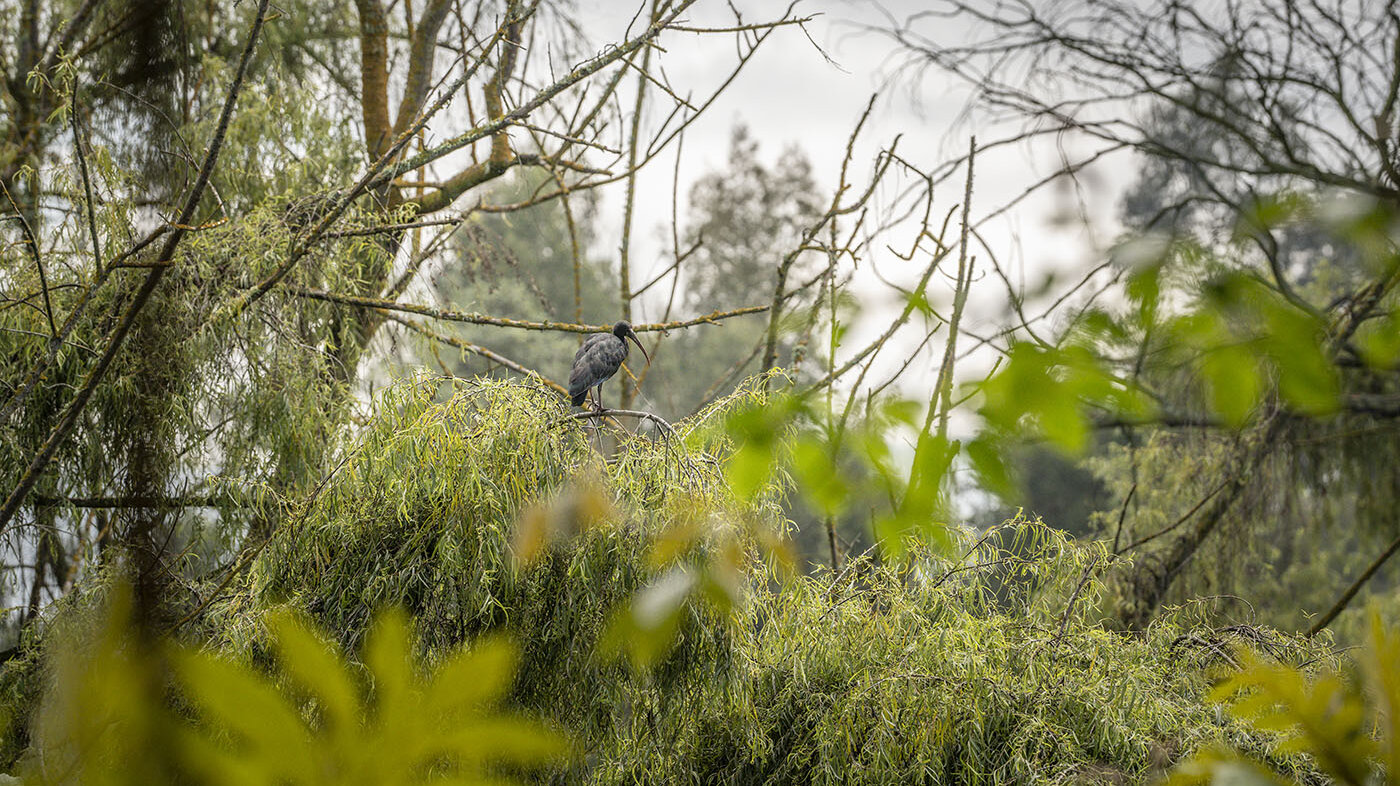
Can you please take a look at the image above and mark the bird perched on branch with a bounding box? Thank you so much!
[569,321,649,410]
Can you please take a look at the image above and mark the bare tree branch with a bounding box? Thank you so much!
[290,285,766,333]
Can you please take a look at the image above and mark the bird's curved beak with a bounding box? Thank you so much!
[626,328,650,364]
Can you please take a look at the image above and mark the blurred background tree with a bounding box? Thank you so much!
[644,124,825,419]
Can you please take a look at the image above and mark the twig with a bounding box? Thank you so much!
[0,184,55,338]
[1306,529,1400,636]
[1121,476,1232,553]
[929,137,976,440]
[670,17,814,33]
[926,527,1002,592]
[324,214,470,238]
[1110,482,1138,554]
[1051,555,1102,647]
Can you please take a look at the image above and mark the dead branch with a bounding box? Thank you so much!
[287,286,767,333]
[558,408,675,434]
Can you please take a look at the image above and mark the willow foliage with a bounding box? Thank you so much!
[195,375,787,745]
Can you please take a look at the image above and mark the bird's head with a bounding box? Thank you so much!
[613,320,650,363]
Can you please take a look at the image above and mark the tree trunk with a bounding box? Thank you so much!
[1117,416,1284,628]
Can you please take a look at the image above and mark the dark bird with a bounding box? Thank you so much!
[569,321,649,410]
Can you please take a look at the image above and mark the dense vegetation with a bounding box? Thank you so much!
[5,380,1352,783]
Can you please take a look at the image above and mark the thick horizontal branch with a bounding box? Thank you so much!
[1091,412,1225,430]
[1345,392,1400,418]
[411,153,611,215]
[558,408,675,434]
[288,287,767,333]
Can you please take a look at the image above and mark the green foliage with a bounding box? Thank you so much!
[1168,614,1400,786]
[22,588,167,785]
[975,191,1396,456]
[589,521,1325,786]
[175,609,566,786]
[970,194,1400,618]
[1357,306,1400,369]
[1081,429,1400,641]
[978,342,1149,455]
[6,374,1354,784]
[0,29,370,636]
[200,374,787,749]
[1165,272,1341,423]
[19,584,564,785]
[975,252,1354,444]
[716,384,958,561]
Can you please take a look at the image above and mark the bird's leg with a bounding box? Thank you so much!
[588,386,604,451]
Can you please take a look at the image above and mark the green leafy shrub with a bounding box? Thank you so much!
[7,376,1346,784]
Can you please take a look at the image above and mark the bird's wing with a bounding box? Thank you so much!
[597,337,627,368]
[573,333,608,364]
[569,334,611,394]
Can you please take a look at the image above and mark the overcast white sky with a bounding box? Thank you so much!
[576,0,1130,292]
[511,0,1140,405]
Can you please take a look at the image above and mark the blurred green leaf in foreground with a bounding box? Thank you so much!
[21,585,568,785]
[1168,613,1400,786]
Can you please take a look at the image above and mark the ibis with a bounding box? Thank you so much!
[569,321,649,410]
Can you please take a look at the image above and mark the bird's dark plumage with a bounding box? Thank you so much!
[569,321,649,408]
